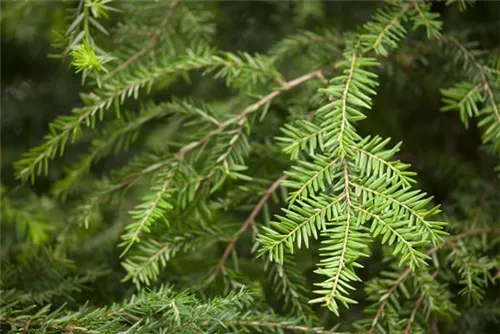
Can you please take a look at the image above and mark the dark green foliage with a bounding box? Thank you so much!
[1,0,499,333]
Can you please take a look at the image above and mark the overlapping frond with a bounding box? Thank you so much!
[409,0,443,39]
[14,48,283,183]
[353,136,416,186]
[441,81,484,128]
[265,256,316,321]
[269,29,343,64]
[259,194,345,261]
[210,118,252,188]
[120,164,179,255]
[278,119,325,159]
[107,1,215,82]
[51,103,171,196]
[283,153,340,205]
[0,287,337,333]
[448,249,498,305]
[440,36,500,152]
[360,2,410,56]
[122,225,227,287]
[357,267,457,333]
[1,250,106,306]
[353,176,446,245]
[352,203,429,267]
[311,217,370,315]
[317,47,378,153]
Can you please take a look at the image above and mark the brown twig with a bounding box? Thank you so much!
[430,315,440,334]
[116,67,327,192]
[368,228,500,334]
[214,174,288,277]
[402,270,439,334]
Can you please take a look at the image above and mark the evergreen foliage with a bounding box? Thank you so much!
[1,0,499,333]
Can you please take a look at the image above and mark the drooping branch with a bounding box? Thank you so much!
[110,68,327,192]
[402,270,438,334]
[368,227,500,334]
[214,174,288,277]
[0,316,89,334]
[102,0,180,81]
[229,320,342,333]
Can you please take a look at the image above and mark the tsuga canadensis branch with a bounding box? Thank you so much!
[101,0,181,82]
[116,67,328,254]
[368,227,500,334]
[323,159,352,306]
[444,36,499,122]
[402,270,438,334]
[371,4,410,53]
[224,320,344,333]
[113,68,327,191]
[368,178,499,332]
[0,316,88,334]
[1,309,340,334]
[214,174,288,277]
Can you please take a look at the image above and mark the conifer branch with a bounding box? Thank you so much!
[471,180,495,229]
[259,194,345,261]
[445,37,498,118]
[122,225,227,287]
[108,68,327,193]
[352,144,416,186]
[323,160,353,310]
[338,48,358,153]
[265,256,316,320]
[16,50,318,183]
[352,205,425,267]
[411,0,442,38]
[361,3,411,56]
[228,320,342,333]
[6,2,499,332]
[102,0,180,81]
[440,36,500,147]
[181,3,201,32]
[214,174,288,277]
[284,155,340,205]
[114,63,351,270]
[176,68,327,157]
[269,29,342,64]
[53,104,171,196]
[372,6,409,53]
[402,270,438,334]
[0,316,86,334]
[368,227,500,334]
[350,181,443,243]
[120,167,177,256]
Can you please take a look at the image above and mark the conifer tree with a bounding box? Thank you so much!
[1,0,499,333]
